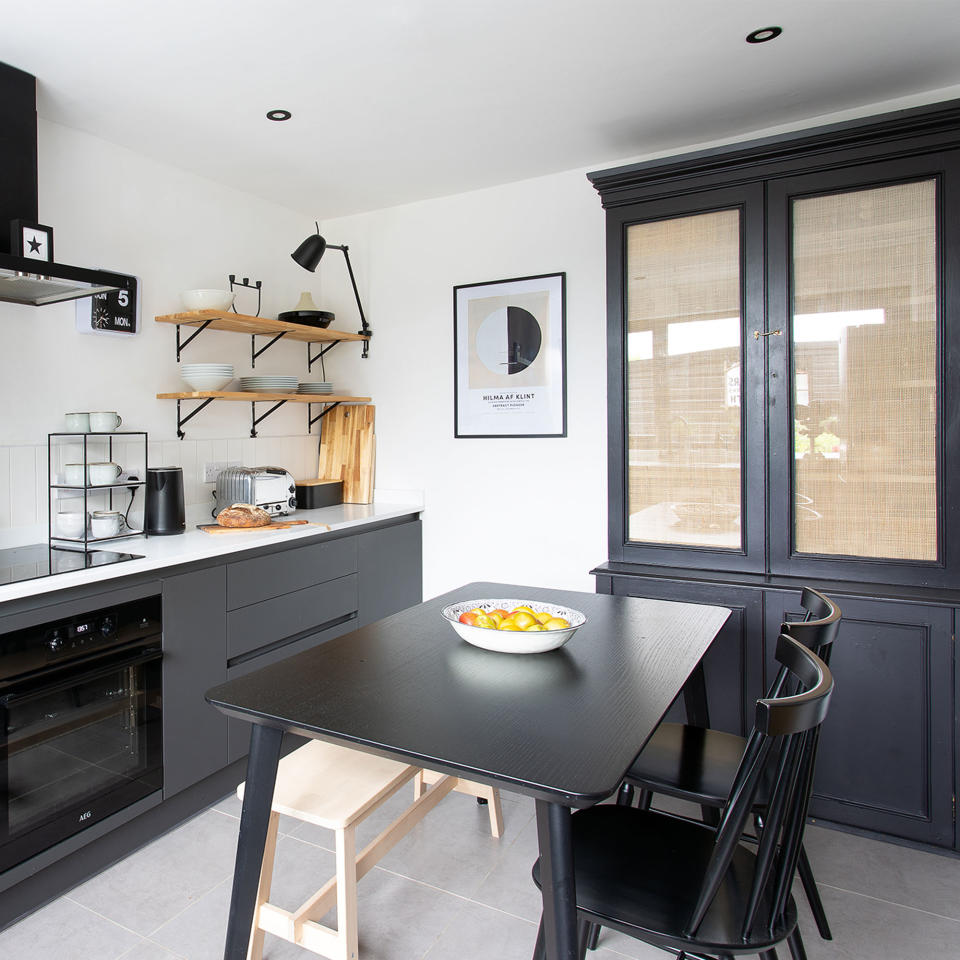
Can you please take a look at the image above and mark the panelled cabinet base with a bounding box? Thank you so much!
[595,564,957,850]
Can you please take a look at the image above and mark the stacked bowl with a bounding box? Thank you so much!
[239,376,298,394]
[181,363,234,391]
[298,382,334,395]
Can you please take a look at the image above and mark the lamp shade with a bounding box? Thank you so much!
[292,233,327,272]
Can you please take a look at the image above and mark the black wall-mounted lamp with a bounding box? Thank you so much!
[292,222,372,357]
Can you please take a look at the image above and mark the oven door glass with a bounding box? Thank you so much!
[0,643,162,871]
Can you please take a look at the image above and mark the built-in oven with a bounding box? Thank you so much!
[0,595,162,873]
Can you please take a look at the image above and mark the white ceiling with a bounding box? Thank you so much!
[3,1,960,220]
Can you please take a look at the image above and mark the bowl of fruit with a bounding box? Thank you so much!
[440,599,586,654]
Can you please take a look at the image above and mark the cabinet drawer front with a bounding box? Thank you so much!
[227,573,358,660]
[226,536,358,610]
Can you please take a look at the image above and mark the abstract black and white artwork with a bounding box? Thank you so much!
[454,272,566,437]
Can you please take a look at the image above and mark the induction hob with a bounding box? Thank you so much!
[0,543,143,586]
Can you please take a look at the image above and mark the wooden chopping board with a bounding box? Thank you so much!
[316,404,375,504]
[197,520,330,534]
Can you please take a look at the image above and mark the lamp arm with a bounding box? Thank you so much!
[328,244,371,340]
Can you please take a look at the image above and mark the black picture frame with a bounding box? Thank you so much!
[10,219,54,262]
[453,272,567,438]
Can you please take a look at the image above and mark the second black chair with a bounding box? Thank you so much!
[607,587,840,945]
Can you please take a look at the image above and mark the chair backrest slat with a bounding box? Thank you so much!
[682,632,833,941]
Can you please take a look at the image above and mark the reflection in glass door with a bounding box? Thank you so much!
[790,180,938,561]
[625,209,742,549]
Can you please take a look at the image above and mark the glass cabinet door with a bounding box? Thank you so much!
[610,185,766,570]
[768,159,950,582]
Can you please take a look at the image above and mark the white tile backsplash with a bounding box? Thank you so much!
[0,435,320,532]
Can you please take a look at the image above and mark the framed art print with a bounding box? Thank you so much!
[454,272,566,438]
[11,219,54,262]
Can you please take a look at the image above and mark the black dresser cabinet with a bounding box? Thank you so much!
[590,99,960,850]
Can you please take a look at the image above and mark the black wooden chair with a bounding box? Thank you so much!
[532,631,834,960]
[607,587,840,945]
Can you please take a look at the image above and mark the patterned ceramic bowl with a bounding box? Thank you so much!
[440,598,586,654]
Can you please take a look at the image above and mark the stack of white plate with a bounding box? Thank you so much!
[298,382,334,395]
[239,375,299,393]
[181,363,234,391]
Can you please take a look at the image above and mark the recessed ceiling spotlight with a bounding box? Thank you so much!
[746,26,782,43]
[266,109,292,121]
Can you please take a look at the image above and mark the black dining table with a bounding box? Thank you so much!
[206,581,730,960]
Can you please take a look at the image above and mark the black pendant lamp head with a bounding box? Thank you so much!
[291,222,327,272]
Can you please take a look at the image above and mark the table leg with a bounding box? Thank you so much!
[534,799,579,960]
[222,724,284,960]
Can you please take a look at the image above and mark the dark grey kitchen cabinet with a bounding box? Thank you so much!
[590,99,960,849]
[765,590,954,846]
[357,518,423,627]
[161,564,228,797]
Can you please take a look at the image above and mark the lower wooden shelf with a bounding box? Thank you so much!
[156,392,373,438]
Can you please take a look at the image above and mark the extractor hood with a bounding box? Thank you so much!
[0,61,125,306]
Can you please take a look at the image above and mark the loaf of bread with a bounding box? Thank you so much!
[217,503,272,528]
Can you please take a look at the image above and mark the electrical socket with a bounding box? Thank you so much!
[203,461,240,483]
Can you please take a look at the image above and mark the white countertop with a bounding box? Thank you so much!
[0,501,423,605]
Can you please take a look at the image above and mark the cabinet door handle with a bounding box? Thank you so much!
[754,328,783,340]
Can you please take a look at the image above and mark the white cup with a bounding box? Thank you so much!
[64,463,88,486]
[56,511,89,539]
[65,412,90,432]
[89,461,123,485]
[89,411,122,432]
[91,511,124,538]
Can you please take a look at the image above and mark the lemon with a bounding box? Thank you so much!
[543,617,570,631]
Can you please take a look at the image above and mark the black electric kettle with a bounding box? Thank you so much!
[145,466,185,535]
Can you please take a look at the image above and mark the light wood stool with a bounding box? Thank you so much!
[237,740,502,960]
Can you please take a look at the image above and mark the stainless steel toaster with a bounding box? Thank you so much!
[214,466,297,517]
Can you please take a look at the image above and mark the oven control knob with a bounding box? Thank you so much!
[288,497,297,508]
[47,630,64,652]
[100,616,117,637]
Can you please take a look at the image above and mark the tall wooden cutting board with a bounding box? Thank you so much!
[317,404,375,503]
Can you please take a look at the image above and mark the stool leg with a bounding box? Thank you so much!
[336,824,359,960]
[413,770,425,800]
[248,811,280,960]
[485,787,504,838]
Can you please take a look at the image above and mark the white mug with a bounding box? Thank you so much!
[91,511,124,538]
[56,511,89,539]
[89,411,122,432]
[64,463,88,486]
[89,461,123,485]
[65,412,90,432]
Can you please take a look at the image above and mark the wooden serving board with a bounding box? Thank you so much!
[317,404,375,504]
[197,520,330,535]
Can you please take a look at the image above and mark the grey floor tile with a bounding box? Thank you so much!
[472,810,544,922]
[148,878,233,960]
[424,898,539,960]
[0,897,142,960]
[802,822,960,920]
[794,882,960,959]
[117,941,187,960]
[68,808,241,936]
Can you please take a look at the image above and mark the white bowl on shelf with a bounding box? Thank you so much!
[181,289,236,311]
[440,598,587,654]
[182,375,233,391]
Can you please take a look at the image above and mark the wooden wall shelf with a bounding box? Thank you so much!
[155,310,369,344]
[157,391,370,403]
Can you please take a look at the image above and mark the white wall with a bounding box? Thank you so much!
[0,121,333,536]
[317,170,609,599]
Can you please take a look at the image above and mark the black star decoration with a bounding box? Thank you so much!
[27,236,42,254]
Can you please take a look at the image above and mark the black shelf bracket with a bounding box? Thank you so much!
[250,400,288,438]
[307,400,342,432]
[177,397,216,439]
[251,331,287,368]
[307,340,343,371]
[176,318,215,361]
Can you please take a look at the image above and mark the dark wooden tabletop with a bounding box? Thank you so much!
[206,581,730,805]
